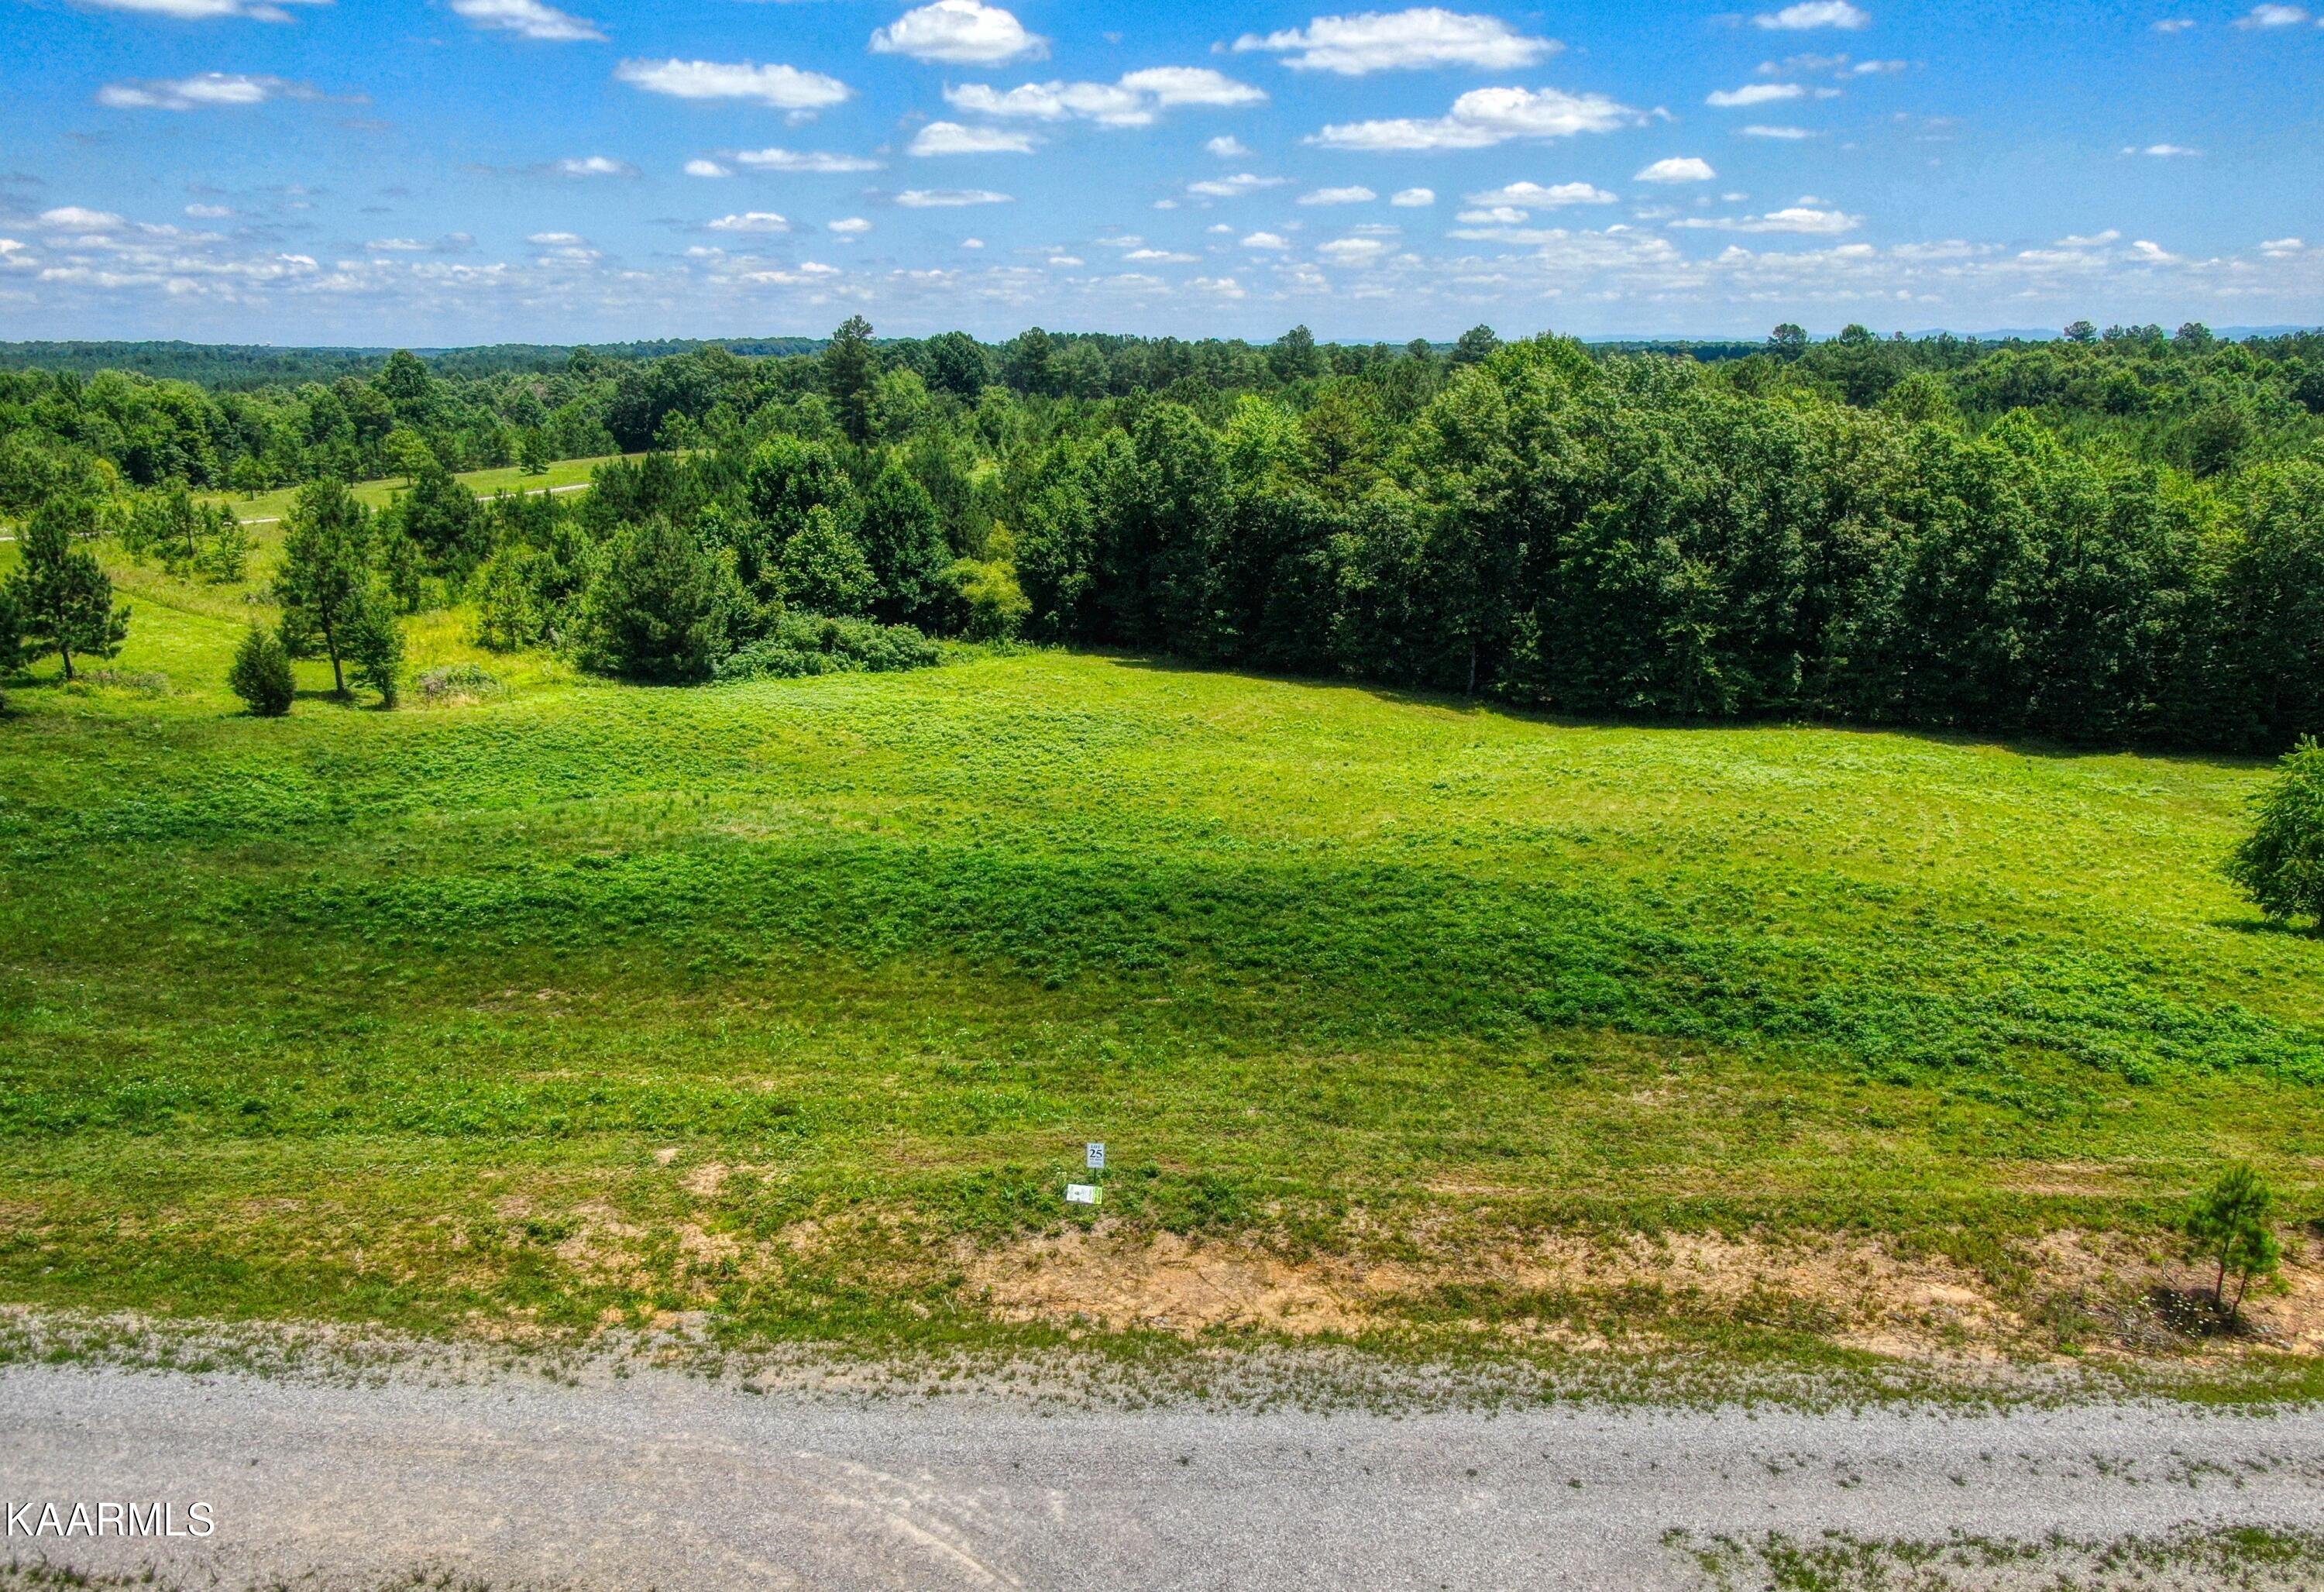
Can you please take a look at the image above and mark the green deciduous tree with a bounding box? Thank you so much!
[2228,738,2324,933]
[924,330,989,400]
[854,461,953,628]
[6,497,129,681]
[777,505,878,617]
[227,624,295,716]
[384,427,436,483]
[2182,1164,2281,1316]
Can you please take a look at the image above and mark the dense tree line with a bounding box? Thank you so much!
[5,318,2317,508]
[293,318,2309,754]
[4,316,2321,750]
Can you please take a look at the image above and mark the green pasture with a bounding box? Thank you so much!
[194,452,636,525]
[2,547,2321,1367]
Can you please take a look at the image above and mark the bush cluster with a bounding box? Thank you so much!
[714,614,944,682]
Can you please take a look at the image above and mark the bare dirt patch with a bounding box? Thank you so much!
[961,1224,2324,1361]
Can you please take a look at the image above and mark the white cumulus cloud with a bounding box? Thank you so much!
[1232,9,1559,74]
[2235,3,2309,24]
[910,121,1037,155]
[1391,187,1435,206]
[685,159,732,177]
[1240,231,1291,249]
[1754,1,1869,29]
[40,207,126,231]
[615,59,852,114]
[1465,180,1617,209]
[1636,156,1716,183]
[871,0,1047,64]
[1673,203,1860,232]
[1207,135,1253,157]
[1707,83,1805,107]
[706,211,789,232]
[1298,185,1377,204]
[1309,84,1638,150]
[555,156,636,178]
[828,217,873,235]
[1740,123,1814,138]
[450,0,601,43]
[944,69,1263,127]
[1119,67,1268,106]
[1188,172,1293,197]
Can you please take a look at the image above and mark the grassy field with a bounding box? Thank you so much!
[2,539,2322,1374]
[194,452,638,524]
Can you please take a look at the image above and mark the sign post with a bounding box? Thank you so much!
[1066,1140,1106,1206]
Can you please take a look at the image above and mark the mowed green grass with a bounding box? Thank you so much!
[194,452,638,524]
[3,554,2323,1357]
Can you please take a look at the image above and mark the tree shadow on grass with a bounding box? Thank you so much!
[1095,650,2274,771]
[2211,916,2324,940]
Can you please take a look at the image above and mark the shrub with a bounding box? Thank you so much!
[954,545,1029,641]
[414,662,505,706]
[2228,738,2324,934]
[713,612,942,682]
[227,625,295,716]
[77,669,170,696]
[2182,1164,2281,1317]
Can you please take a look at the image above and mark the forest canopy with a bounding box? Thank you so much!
[5,318,2322,754]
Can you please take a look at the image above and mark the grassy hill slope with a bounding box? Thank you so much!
[3,559,2322,1374]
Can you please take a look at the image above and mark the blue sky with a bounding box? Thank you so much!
[0,0,2317,344]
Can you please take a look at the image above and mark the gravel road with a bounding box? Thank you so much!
[5,1361,2324,1590]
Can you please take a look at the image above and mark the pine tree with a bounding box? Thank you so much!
[2228,738,2324,934]
[276,479,373,696]
[344,596,406,708]
[576,517,744,683]
[227,625,295,717]
[823,315,876,446]
[0,584,23,711]
[7,497,129,681]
